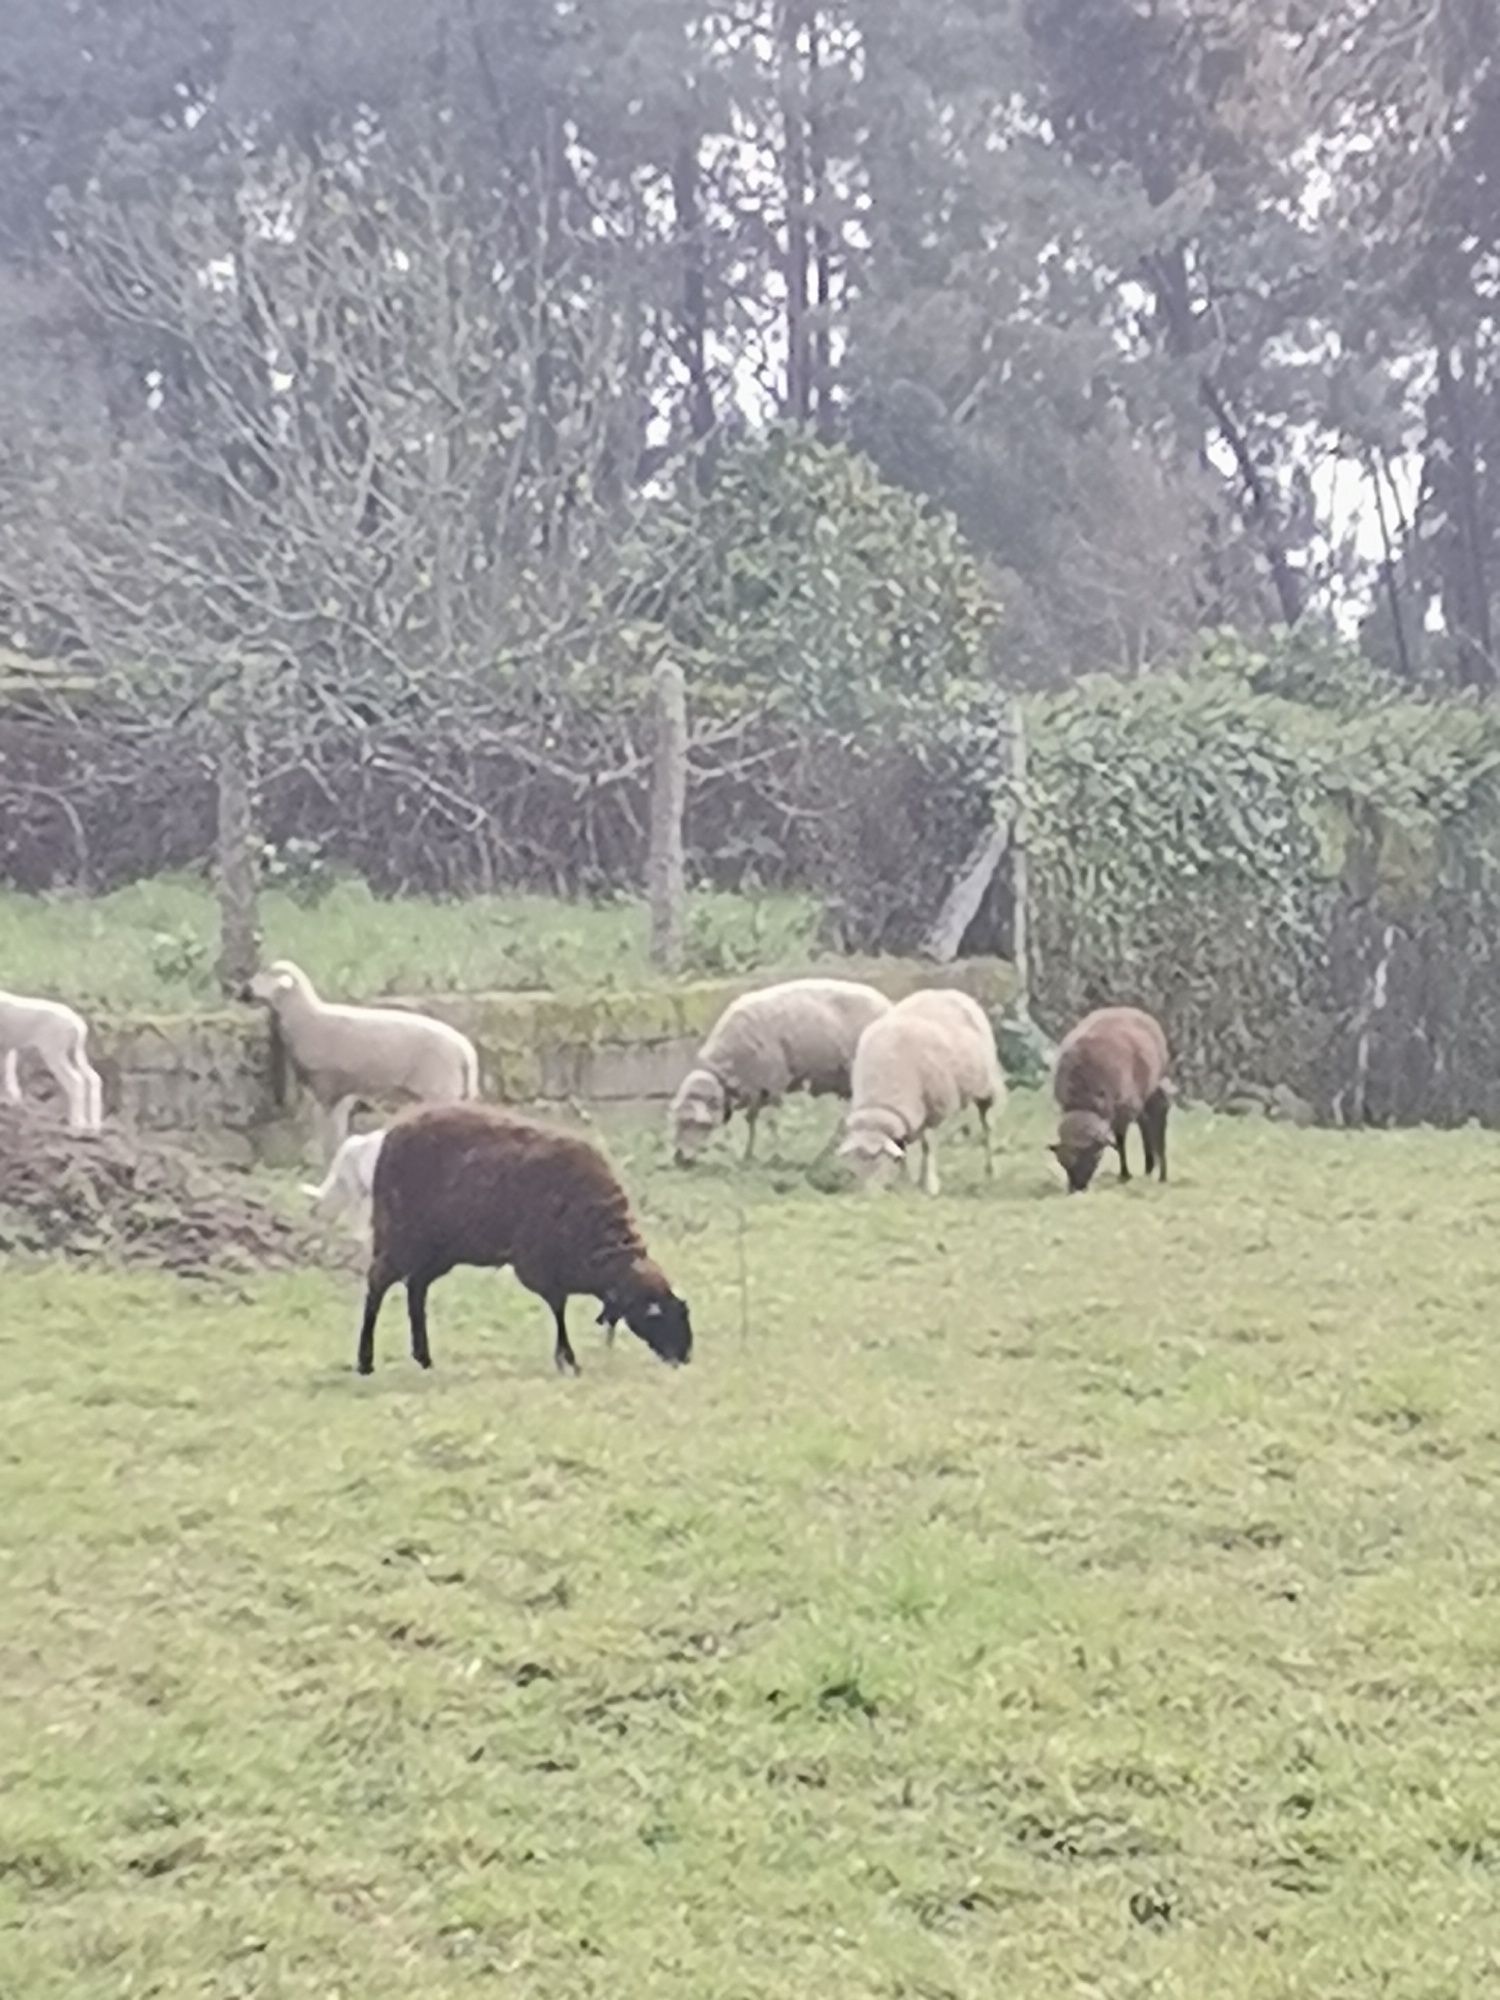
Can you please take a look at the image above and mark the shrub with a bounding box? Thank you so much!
[1026,641,1500,1121]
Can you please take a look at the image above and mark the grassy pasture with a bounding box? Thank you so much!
[0,876,822,1009]
[6,1095,1500,1995]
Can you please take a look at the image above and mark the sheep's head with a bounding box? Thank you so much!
[1050,1109,1112,1192]
[838,1119,905,1188]
[669,1069,727,1166]
[616,1278,693,1366]
[244,960,306,1008]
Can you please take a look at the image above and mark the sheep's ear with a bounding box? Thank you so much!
[1047,1142,1065,1159]
[275,972,296,994]
[881,1137,903,1160]
[643,1300,663,1319]
[299,1183,321,1198]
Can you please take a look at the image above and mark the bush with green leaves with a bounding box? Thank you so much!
[1026,644,1500,1121]
[634,429,1002,735]
[630,430,1010,949]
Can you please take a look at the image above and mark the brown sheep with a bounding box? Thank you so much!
[356,1104,693,1376]
[1050,1006,1172,1193]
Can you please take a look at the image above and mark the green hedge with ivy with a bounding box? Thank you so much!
[1025,634,1500,1122]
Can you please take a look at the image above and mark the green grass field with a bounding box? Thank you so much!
[0,876,822,1008]
[7,1097,1500,1996]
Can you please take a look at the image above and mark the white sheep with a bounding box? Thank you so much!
[246,959,479,1160]
[302,1127,385,1230]
[0,991,104,1134]
[668,976,893,1166]
[838,988,1004,1196]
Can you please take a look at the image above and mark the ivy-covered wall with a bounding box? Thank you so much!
[1025,635,1500,1124]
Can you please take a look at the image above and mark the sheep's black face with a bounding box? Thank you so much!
[625,1291,693,1366]
[1050,1139,1104,1192]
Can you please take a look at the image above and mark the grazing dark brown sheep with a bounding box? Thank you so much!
[1050,1006,1172,1194]
[356,1104,693,1376]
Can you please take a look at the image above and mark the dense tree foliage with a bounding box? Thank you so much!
[4,0,1495,690]
[2,0,1499,995]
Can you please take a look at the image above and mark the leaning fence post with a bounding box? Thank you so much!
[647,658,688,973]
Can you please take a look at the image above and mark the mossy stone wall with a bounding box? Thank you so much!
[88,957,1014,1159]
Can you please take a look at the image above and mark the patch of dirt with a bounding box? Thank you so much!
[0,1106,347,1278]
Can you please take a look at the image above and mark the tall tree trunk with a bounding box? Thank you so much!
[807,14,836,436]
[531,103,566,551]
[1197,373,1305,627]
[779,0,812,423]
[1370,451,1415,683]
[671,127,716,458]
[1150,242,1303,628]
[1432,336,1494,688]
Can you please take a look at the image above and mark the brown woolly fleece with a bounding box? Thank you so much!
[356,1103,692,1376]
[1051,1006,1172,1194]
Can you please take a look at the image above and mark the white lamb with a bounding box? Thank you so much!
[838,988,1005,1196]
[0,991,104,1134]
[302,1127,385,1230]
[246,959,480,1160]
[668,976,893,1165]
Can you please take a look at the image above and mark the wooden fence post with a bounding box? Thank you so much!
[647,658,688,973]
[213,710,262,997]
[1008,697,1032,1020]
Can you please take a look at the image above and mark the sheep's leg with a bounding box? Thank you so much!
[68,1029,104,1130]
[66,1053,103,1134]
[406,1276,434,1371]
[1144,1091,1170,1182]
[1114,1125,1132,1183]
[356,1272,394,1375]
[1139,1111,1157,1179]
[64,1065,89,1133]
[326,1095,357,1157]
[310,1100,334,1162]
[742,1104,760,1164]
[976,1099,994,1179]
[41,1048,88,1131]
[551,1300,581,1378]
[83,1059,104,1132]
[919,1134,941,1197]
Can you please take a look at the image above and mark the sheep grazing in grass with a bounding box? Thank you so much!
[244,959,479,1160]
[838,988,1004,1196]
[302,1128,385,1229]
[0,991,104,1134]
[1050,1005,1172,1193]
[355,1103,693,1378]
[669,977,893,1166]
